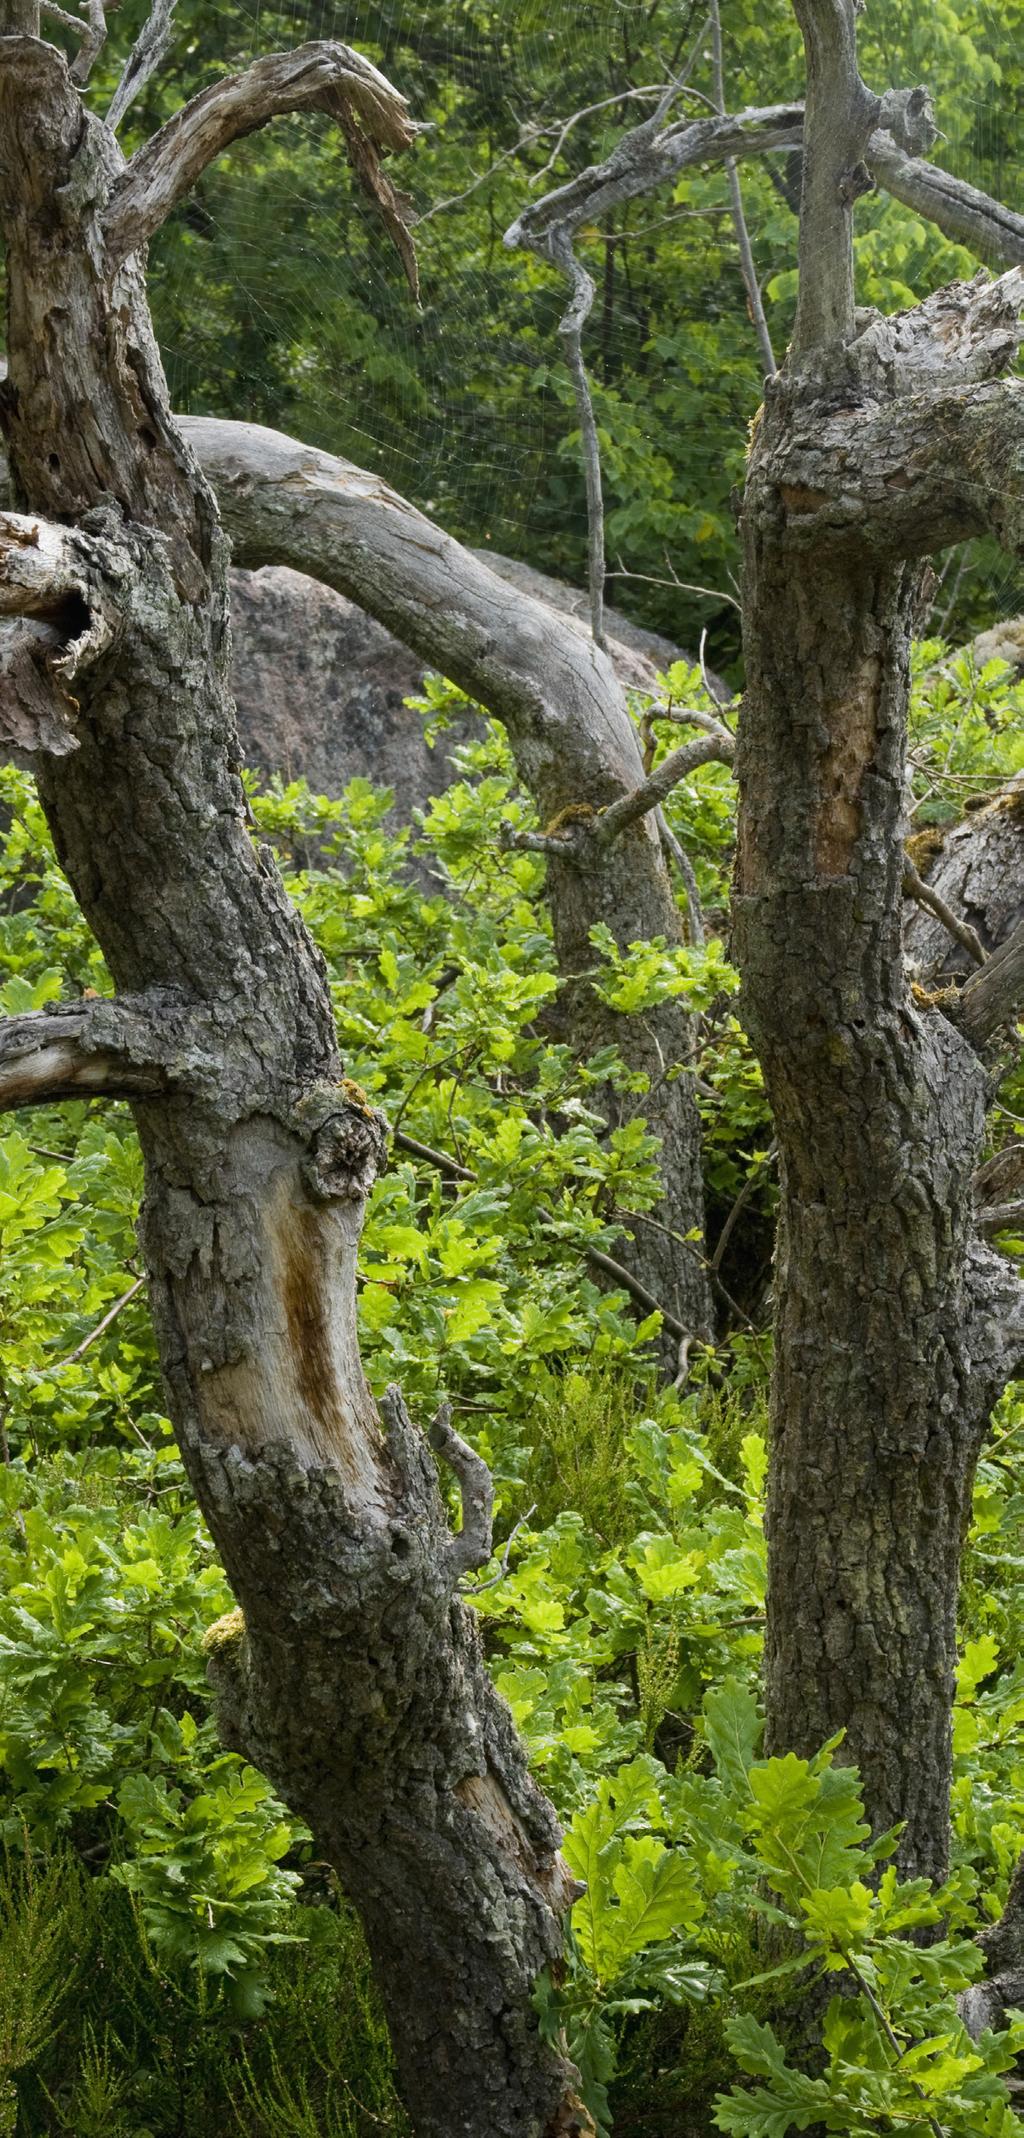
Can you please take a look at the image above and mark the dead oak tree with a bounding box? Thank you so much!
[0,11,592,2134]
[499,0,1024,1889]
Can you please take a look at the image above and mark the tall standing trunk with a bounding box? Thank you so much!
[733,0,1024,1880]
[0,23,591,2133]
[734,522,999,1876]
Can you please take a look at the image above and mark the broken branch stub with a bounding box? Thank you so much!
[104,41,419,294]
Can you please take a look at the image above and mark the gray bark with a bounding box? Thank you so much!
[0,26,590,2134]
[906,772,1024,983]
[735,3,1024,1880]
[185,415,714,1345]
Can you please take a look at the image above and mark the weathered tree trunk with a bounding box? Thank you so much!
[734,0,1024,1880]
[186,416,714,1348]
[0,24,588,2133]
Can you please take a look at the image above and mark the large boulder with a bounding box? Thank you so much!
[228,557,712,816]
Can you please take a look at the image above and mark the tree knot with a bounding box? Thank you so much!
[292,1082,388,1202]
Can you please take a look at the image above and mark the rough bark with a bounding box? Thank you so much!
[734,6,1024,1879]
[906,771,1024,983]
[0,26,589,2134]
[185,416,714,1346]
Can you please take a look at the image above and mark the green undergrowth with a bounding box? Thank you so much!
[1,647,1023,2133]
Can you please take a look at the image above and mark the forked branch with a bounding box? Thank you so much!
[104,41,418,287]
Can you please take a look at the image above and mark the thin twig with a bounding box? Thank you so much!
[394,1126,691,1340]
[656,808,705,947]
[609,556,743,611]
[709,0,776,377]
[50,1275,146,1369]
[903,859,986,968]
[710,1144,778,1273]
[463,1505,537,1595]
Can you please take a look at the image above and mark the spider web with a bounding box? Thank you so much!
[111,3,1024,648]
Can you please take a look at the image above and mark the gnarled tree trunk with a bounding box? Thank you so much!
[0,18,589,2132]
[734,0,1024,1880]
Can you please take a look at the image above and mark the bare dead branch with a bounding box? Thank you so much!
[505,104,805,258]
[903,859,986,968]
[656,809,705,948]
[709,0,776,377]
[866,136,1024,269]
[597,732,734,843]
[549,228,607,646]
[106,0,177,132]
[977,1201,1024,1240]
[69,0,107,85]
[650,701,738,750]
[959,922,1024,1049]
[38,1,81,31]
[0,1005,171,1110]
[429,1400,495,1578]
[104,41,417,289]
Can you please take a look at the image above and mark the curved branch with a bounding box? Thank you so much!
[866,136,1024,270]
[597,732,734,844]
[104,41,417,285]
[180,415,649,816]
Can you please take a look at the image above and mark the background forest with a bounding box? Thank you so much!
[2,2,1024,2134]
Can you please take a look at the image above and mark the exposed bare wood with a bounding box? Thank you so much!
[104,41,418,288]
[0,1000,179,1109]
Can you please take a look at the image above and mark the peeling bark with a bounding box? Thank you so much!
[0,25,589,2132]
